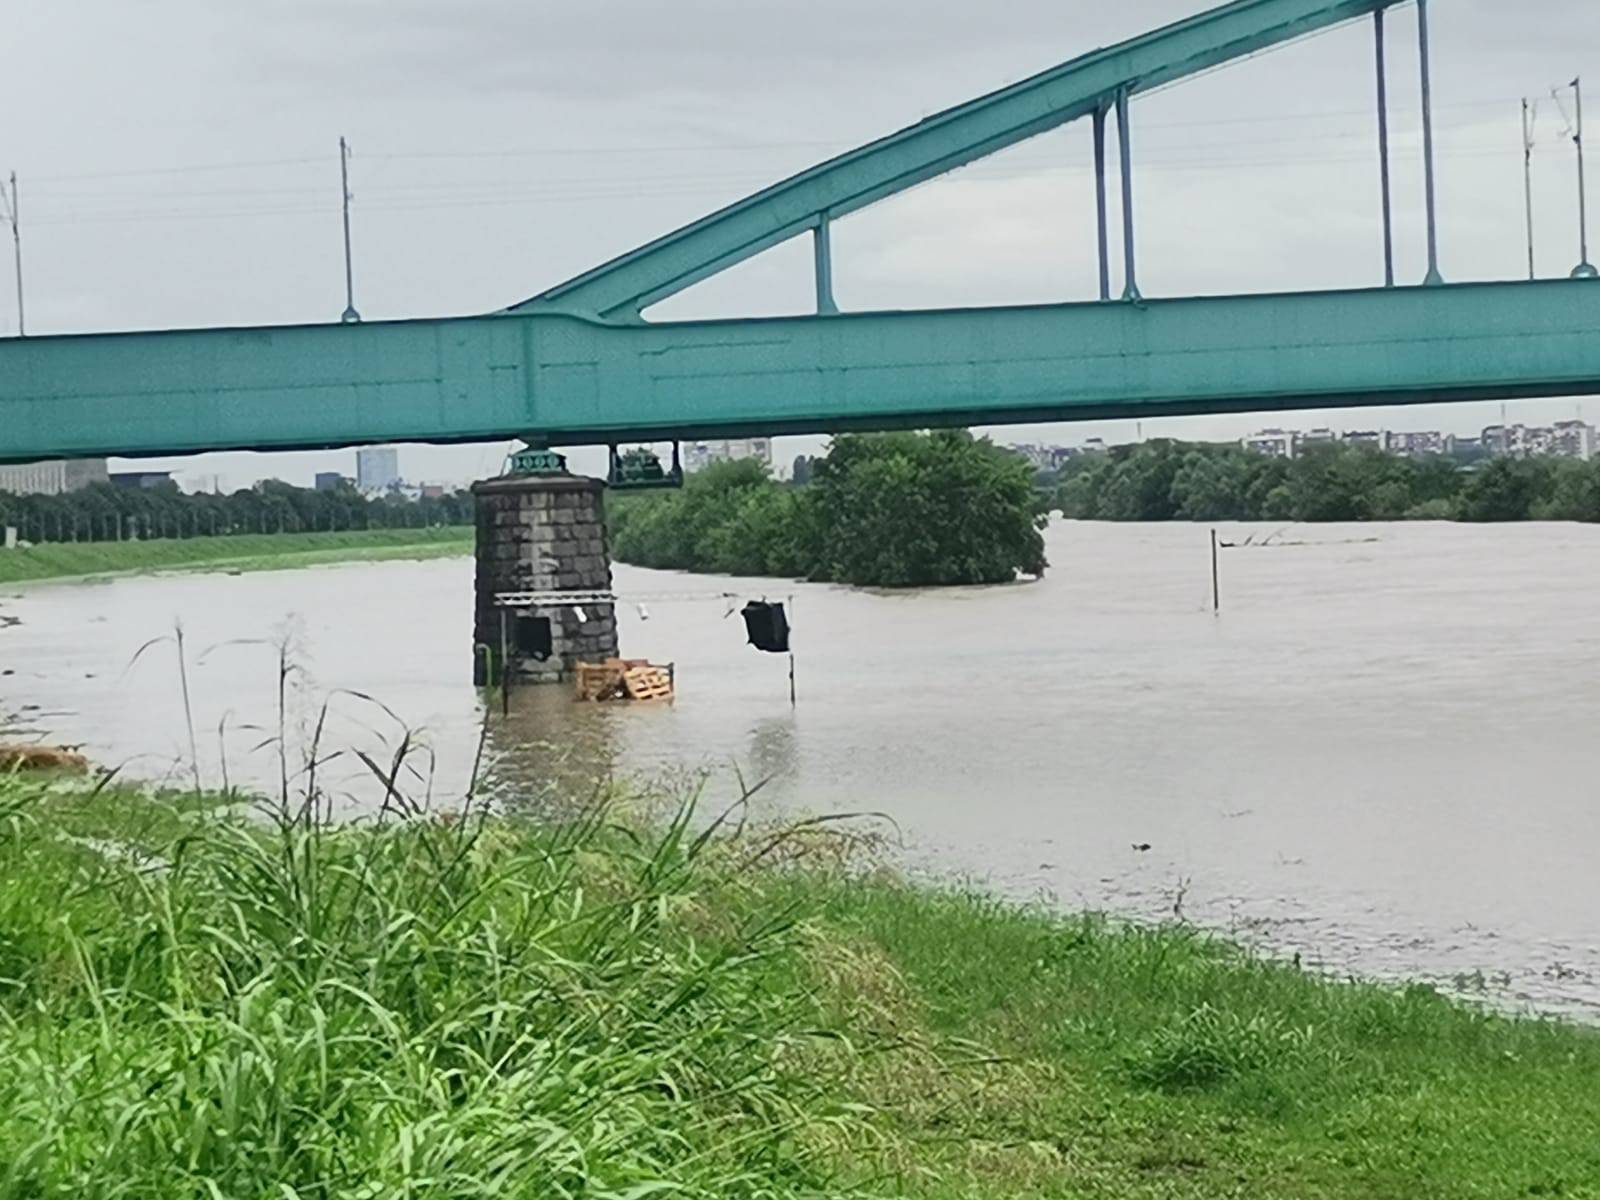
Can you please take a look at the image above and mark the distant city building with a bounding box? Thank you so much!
[1241,429,1296,458]
[420,484,446,499]
[1006,443,1081,471]
[1553,420,1597,461]
[356,446,401,493]
[0,457,108,496]
[315,472,350,493]
[1300,427,1338,450]
[682,438,773,474]
[1007,444,1048,470]
[1387,430,1447,457]
[109,471,172,490]
[1479,422,1596,461]
[1238,423,1597,462]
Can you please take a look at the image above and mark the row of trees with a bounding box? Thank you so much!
[1055,440,1600,523]
[0,479,474,544]
[612,431,1048,587]
[17,435,1594,565]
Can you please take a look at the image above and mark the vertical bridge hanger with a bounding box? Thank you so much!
[506,0,1408,324]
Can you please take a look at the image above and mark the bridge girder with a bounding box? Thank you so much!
[5,0,1592,468]
[4,282,1598,463]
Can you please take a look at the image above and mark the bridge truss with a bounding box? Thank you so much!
[2,0,1598,463]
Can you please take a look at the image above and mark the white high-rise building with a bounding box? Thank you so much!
[1241,430,1295,458]
[682,438,773,474]
[356,446,401,493]
[0,458,109,496]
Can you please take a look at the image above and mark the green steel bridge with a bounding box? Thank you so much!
[2,0,1597,465]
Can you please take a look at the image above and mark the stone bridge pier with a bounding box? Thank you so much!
[471,457,619,686]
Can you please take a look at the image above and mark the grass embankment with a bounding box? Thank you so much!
[0,527,472,584]
[3,775,1598,1198]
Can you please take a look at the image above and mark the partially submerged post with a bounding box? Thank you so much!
[472,448,618,687]
[1211,528,1221,614]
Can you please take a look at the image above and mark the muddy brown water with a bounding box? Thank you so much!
[3,521,1598,1018]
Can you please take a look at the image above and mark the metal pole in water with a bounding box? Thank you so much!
[1211,529,1220,614]
[1417,0,1444,285]
[1374,12,1395,288]
[1116,87,1140,302]
[1093,102,1111,301]
[498,608,510,717]
[339,137,362,322]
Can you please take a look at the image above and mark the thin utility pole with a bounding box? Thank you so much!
[1523,99,1538,280]
[1417,0,1443,285]
[339,137,362,322]
[2,172,23,336]
[1554,79,1597,278]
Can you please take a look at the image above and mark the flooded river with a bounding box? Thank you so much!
[4,521,1599,1018]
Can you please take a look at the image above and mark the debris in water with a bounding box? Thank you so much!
[574,659,676,703]
[0,746,89,773]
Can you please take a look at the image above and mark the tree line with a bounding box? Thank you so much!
[0,479,473,544]
[611,431,1048,587]
[1055,439,1600,523]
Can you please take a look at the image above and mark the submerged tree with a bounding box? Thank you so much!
[805,431,1047,586]
[611,431,1047,588]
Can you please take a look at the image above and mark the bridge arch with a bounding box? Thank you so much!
[508,0,1407,323]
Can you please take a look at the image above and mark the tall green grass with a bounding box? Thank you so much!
[0,778,878,1198]
[785,881,1600,1197]
[0,527,471,584]
[4,768,1600,1198]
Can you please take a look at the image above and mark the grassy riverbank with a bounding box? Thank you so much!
[0,526,472,584]
[3,775,1598,1197]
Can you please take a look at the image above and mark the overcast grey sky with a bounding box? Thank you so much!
[5,0,1599,488]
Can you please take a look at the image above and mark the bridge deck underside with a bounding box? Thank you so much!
[1,281,1596,462]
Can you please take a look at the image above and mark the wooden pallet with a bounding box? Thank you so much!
[623,665,674,702]
[575,659,674,703]
[574,660,627,702]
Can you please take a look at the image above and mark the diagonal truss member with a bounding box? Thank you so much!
[511,0,1409,323]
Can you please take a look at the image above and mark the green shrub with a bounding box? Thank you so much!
[613,432,1046,587]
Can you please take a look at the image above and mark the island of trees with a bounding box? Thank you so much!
[611,430,1048,587]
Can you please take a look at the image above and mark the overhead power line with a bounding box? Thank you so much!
[23,140,1534,230]
[24,96,1522,188]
